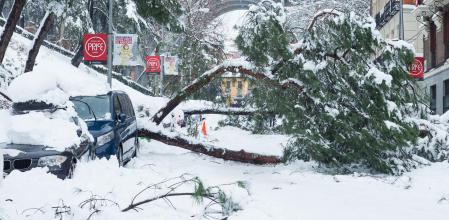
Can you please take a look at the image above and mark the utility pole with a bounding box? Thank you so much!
[107,0,113,88]
[160,55,164,96]
[159,29,165,97]
[399,0,404,40]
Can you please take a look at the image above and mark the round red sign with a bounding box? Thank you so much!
[84,36,107,58]
[147,57,160,68]
[410,57,424,78]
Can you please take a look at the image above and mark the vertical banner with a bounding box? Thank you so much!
[145,56,161,73]
[164,56,178,76]
[410,57,424,79]
[113,34,141,66]
[83,34,108,62]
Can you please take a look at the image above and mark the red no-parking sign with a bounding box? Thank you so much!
[145,56,161,73]
[83,34,108,62]
[410,57,424,79]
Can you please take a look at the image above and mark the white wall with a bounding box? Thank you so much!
[378,7,423,54]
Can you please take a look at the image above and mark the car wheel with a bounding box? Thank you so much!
[117,146,124,167]
[132,138,140,158]
[66,160,76,179]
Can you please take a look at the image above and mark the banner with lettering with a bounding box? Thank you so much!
[113,34,142,66]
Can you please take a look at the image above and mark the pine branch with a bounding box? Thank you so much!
[151,61,304,125]
[122,192,218,212]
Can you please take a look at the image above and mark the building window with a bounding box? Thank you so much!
[444,80,449,113]
[225,81,231,95]
[237,81,243,97]
[429,22,437,69]
[431,84,437,113]
[444,11,449,60]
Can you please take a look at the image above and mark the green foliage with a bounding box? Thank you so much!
[238,2,427,174]
[192,177,206,203]
[134,0,183,32]
[235,0,292,67]
[191,177,242,216]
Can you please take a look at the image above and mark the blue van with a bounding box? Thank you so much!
[70,91,138,166]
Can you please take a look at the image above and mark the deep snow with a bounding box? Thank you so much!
[0,10,449,220]
[1,140,449,220]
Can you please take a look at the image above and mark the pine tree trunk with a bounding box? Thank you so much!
[138,129,281,165]
[24,12,55,73]
[0,0,26,64]
[71,42,83,67]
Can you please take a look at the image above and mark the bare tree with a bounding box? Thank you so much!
[0,0,27,63]
[25,11,56,72]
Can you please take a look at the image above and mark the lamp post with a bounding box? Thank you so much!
[107,0,113,88]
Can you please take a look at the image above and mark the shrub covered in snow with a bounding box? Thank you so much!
[236,1,448,174]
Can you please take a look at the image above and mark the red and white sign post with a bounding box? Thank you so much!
[410,57,424,79]
[83,34,108,63]
[145,56,161,73]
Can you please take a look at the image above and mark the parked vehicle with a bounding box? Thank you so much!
[70,91,138,166]
[2,101,93,179]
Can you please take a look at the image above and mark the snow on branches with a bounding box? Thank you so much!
[228,1,447,174]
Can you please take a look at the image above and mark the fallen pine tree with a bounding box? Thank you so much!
[138,128,281,165]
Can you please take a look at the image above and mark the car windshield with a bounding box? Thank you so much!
[71,95,111,121]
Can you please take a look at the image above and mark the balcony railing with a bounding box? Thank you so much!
[375,0,401,30]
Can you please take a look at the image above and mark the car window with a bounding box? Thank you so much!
[118,94,128,116]
[119,94,135,117]
[71,95,112,120]
[113,95,122,118]
[127,95,135,117]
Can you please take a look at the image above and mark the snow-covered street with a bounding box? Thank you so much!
[1,136,449,220]
[1,0,449,219]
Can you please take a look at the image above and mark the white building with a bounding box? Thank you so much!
[371,0,424,55]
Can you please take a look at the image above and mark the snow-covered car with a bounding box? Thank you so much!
[70,91,138,166]
[2,100,94,179]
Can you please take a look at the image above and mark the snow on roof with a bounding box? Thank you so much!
[7,62,110,106]
[0,104,88,151]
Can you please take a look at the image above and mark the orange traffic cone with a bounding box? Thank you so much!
[201,120,207,137]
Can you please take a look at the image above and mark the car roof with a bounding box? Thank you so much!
[70,90,128,98]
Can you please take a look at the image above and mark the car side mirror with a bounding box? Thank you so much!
[77,129,82,137]
[118,113,127,122]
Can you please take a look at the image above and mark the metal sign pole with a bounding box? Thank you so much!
[160,56,164,96]
[107,0,113,88]
[399,0,404,40]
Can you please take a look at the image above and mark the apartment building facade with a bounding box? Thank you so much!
[372,0,424,54]
[413,0,449,114]
[372,0,449,115]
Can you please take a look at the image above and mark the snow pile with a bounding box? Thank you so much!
[7,65,109,106]
[5,110,82,150]
[0,102,91,151]
[1,140,449,220]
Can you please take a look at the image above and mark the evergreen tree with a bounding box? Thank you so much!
[236,1,426,174]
